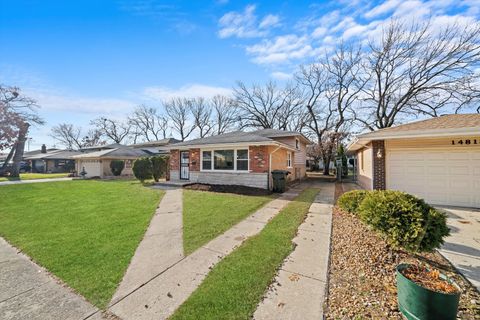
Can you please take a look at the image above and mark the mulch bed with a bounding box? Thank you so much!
[183,183,272,196]
[325,184,480,319]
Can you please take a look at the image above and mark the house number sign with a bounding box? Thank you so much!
[451,139,479,145]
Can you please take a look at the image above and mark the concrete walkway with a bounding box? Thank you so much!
[0,177,72,186]
[110,189,184,305]
[437,206,480,291]
[109,185,306,320]
[0,237,102,320]
[254,182,335,320]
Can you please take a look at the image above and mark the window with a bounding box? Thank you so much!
[214,150,234,170]
[202,151,212,170]
[236,149,248,171]
[287,152,292,167]
[295,138,299,150]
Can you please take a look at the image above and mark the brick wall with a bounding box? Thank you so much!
[249,146,269,173]
[170,150,179,170]
[372,140,386,190]
[189,148,200,172]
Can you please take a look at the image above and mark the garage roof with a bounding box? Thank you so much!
[347,114,480,152]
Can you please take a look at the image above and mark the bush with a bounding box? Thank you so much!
[150,156,168,182]
[358,190,450,252]
[109,160,125,176]
[132,158,153,182]
[337,190,369,214]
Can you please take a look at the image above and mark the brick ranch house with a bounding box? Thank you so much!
[347,114,480,208]
[166,129,311,190]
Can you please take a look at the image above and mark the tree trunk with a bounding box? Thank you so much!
[10,123,29,177]
[0,146,16,174]
[322,155,331,175]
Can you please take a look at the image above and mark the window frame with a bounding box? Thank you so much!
[200,148,250,172]
[287,151,292,168]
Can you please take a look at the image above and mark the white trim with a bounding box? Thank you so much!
[170,141,296,152]
[200,148,250,172]
[286,151,292,168]
[348,129,480,152]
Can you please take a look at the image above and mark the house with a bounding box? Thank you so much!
[24,148,81,173]
[347,114,480,208]
[166,129,310,190]
[130,138,181,154]
[72,147,151,178]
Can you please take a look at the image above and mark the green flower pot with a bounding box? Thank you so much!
[396,263,461,320]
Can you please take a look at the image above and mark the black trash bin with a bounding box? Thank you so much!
[271,170,290,193]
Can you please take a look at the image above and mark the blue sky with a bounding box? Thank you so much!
[1,0,479,149]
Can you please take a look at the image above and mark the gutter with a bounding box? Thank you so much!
[268,146,282,190]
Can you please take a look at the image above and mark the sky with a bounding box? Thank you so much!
[1,0,479,149]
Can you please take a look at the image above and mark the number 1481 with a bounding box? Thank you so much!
[451,139,478,145]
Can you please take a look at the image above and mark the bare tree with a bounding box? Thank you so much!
[50,124,84,149]
[211,95,238,135]
[233,81,304,130]
[91,117,130,144]
[297,44,365,175]
[50,124,103,149]
[128,105,169,142]
[0,85,43,177]
[190,97,213,138]
[81,129,103,147]
[357,20,480,130]
[164,98,195,141]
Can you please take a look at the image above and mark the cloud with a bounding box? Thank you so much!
[142,84,232,101]
[246,34,314,64]
[365,0,401,18]
[271,71,293,80]
[259,14,281,29]
[218,5,280,38]
[27,88,137,115]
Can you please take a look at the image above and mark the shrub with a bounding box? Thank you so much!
[358,190,450,252]
[132,158,153,182]
[109,160,125,176]
[150,156,168,182]
[337,190,369,214]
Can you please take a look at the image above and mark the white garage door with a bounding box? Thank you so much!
[79,160,102,178]
[386,149,480,208]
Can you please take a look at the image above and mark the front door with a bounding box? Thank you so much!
[180,151,190,180]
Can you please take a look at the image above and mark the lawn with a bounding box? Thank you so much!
[0,173,70,181]
[171,188,319,320]
[182,190,272,255]
[0,180,163,308]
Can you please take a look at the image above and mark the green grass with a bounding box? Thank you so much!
[171,188,319,320]
[0,173,70,181]
[183,190,272,255]
[0,180,163,308]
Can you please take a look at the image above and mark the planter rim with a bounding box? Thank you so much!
[396,263,461,296]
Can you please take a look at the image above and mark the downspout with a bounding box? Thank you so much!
[268,145,282,190]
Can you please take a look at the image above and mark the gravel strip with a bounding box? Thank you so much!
[325,184,480,319]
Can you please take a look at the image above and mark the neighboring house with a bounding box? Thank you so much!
[166,129,310,190]
[25,149,81,173]
[72,147,151,178]
[80,143,125,152]
[347,114,480,208]
[130,138,181,154]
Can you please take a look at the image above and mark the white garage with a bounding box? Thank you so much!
[348,114,480,208]
[386,148,480,207]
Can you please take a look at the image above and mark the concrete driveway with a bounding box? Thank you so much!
[437,206,480,291]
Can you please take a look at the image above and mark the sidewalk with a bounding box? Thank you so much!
[110,189,184,304]
[109,185,306,320]
[0,237,101,320]
[254,182,335,320]
[0,177,72,186]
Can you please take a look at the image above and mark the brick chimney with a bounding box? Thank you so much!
[41,144,47,153]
